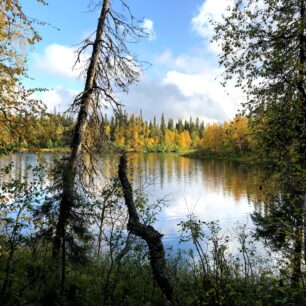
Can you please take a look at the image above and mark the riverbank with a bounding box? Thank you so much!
[1,225,301,306]
[180,149,256,164]
[13,145,260,168]
[18,147,71,154]
[15,147,255,165]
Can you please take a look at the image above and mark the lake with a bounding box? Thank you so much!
[0,152,264,252]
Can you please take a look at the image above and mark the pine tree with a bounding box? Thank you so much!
[167,119,174,131]
[160,113,166,135]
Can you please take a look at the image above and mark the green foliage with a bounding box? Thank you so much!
[103,113,254,157]
[0,0,48,154]
[213,0,306,291]
[1,113,74,151]
[0,110,255,158]
[177,216,304,305]
[1,208,303,305]
[0,164,46,303]
[213,0,306,166]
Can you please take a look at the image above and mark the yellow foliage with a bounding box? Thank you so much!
[146,138,155,146]
[177,130,192,148]
[164,130,176,146]
[105,124,111,136]
[202,123,224,151]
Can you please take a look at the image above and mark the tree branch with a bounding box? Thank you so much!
[118,154,174,303]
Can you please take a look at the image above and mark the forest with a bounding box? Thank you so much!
[0,0,305,305]
[1,111,251,157]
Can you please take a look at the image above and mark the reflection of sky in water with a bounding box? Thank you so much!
[0,153,267,254]
[129,154,260,252]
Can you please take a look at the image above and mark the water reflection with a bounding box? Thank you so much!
[0,153,262,248]
[251,171,305,283]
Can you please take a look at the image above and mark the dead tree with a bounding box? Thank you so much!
[118,154,174,302]
[53,0,145,285]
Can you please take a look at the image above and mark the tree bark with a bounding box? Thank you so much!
[298,0,306,268]
[53,0,110,275]
[118,154,174,303]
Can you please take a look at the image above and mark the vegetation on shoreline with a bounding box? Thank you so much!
[3,111,252,158]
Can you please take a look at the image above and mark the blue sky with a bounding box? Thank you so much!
[22,0,241,122]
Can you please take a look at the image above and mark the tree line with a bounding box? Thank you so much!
[106,112,251,156]
[0,113,73,151]
[1,110,252,157]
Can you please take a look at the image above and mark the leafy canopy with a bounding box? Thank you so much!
[213,0,306,165]
[0,0,47,154]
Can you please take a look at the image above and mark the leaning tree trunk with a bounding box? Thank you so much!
[301,0,306,269]
[298,0,306,273]
[118,154,174,303]
[53,0,110,280]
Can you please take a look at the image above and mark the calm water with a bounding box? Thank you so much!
[0,153,263,251]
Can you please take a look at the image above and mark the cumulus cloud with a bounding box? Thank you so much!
[164,70,241,120]
[151,1,245,122]
[191,0,234,53]
[156,49,210,74]
[142,18,156,41]
[192,0,233,38]
[122,77,230,122]
[29,2,244,122]
[142,0,244,121]
[39,87,78,112]
[32,43,87,79]
[148,45,244,122]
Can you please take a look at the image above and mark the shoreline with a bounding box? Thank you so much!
[13,147,256,165]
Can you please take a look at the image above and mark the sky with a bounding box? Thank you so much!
[22,0,241,122]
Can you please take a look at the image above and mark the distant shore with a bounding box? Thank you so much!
[17,147,71,154]
[180,149,255,164]
[14,147,255,165]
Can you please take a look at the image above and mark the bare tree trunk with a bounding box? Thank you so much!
[97,203,107,258]
[298,0,306,276]
[291,224,303,286]
[304,199,306,265]
[118,154,174,303]
[69,0,109,175]
[53,0,110,279]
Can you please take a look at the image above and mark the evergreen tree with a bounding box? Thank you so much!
[167,119,174,131]
[184,120,190,132]
[176,119,184,133]
[160,113,166,135]
[195,117,200,133]
[189,116,195,134]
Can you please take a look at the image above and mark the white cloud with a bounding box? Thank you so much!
[191,0,234,53]
[147,46,244,122]
[39,87,78,112]
[29,2,244,122]
[192,0,233,38]
[142,0,244,121]
[156,49,210,74]
[123,77,231,122]
[32,44,87,79]
[142,18,156,41]
[164,70,242,120]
